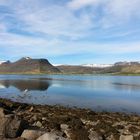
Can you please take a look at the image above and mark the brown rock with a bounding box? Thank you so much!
[37,132,67,140]
[21,129,45,140]
[0,108,5,118]
[5,118,24,138]
[120,135,133,140]
[0,114,25,138]
[88,130,103,140]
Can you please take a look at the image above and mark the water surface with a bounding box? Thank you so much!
[0,75,140,114]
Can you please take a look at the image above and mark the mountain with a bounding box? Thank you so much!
[0,57,60,74]
[81,64,113,68]
[57,61,140,75]
[0,61,6,65]
[0,58,140,75]
[57,65,103,74]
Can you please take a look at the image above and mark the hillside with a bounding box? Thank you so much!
[0,57,60,74]
[57,65,103,74]
[0,58,140,75]
[97,64,140,75]
[57,62,140,75]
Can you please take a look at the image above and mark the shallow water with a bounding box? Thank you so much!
[0,74,140,114]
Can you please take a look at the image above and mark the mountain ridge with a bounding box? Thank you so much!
[0,58,140,75]
[0,57,60,74]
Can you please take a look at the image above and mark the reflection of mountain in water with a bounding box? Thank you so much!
[112,82,140,91]
[0,79,50,91]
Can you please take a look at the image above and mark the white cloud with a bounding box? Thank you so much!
[68,0,140,28]
[0,0,140,63]
[67,0,101,10]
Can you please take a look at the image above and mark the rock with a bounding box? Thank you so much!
[120,135,133,140]
[35,121,42,128]
[0,114,25,138]
[37,132,67,140]
[88,130,103,140]
[0,108,5,117]
[60,124,69,131]
[21,129,45,140]
[42,117,47,121]
[106,134,116,140]
[29,106,34,112]
[122,129,131,135]
[5,118,24,138]
[32,115,37,121]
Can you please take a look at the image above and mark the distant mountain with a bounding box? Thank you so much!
[57,65,103,74]
[57,61,140,75]
[81,64,113,68]
[0,61,6,65]
[99,62,140,75]
[0,59,140,75]
[0,57,60,74]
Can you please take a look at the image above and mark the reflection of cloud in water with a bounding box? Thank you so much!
[0,84,6,89]
[0,80,50,91]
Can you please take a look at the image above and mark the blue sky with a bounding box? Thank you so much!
[0,0,140,64]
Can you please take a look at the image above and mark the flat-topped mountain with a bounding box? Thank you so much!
[0,57,60,74]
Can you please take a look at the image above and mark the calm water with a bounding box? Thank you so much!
[0,74,140,114]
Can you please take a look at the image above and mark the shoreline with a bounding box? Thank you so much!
[0,73,140,76]
[0,98,140,140]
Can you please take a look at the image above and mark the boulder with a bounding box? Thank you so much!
[0,112,25,138]
[21,129,45,140]
[5,118,24,138]
[0,116,10,137]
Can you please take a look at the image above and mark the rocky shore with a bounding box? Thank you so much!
[0,98,140,140]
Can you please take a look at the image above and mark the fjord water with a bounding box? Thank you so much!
[0,75,140,114]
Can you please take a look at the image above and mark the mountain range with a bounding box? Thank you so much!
[0,57,60,74]
[0,58,140,75]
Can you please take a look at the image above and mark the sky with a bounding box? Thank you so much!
[0,0,140,64]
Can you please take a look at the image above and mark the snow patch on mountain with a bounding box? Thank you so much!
[81,64,113,68]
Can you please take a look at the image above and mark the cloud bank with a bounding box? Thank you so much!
[0,0,140,64]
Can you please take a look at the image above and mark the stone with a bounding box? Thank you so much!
[35,121,42,128]
[88,130,103,140]
[60,124,69,131]
[37,132,67,140]
[120,135,133,140]
[29,106,34,112]
[42,117,47,121]
[5,118,24,138]
[0,108,5,117]
[0,114,25,138]
[122,129,131,135]
[0,117,10,137]
[106,134,116,140]
[21,129,45,140]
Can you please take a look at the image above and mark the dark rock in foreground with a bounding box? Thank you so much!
[0,98,140,140]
